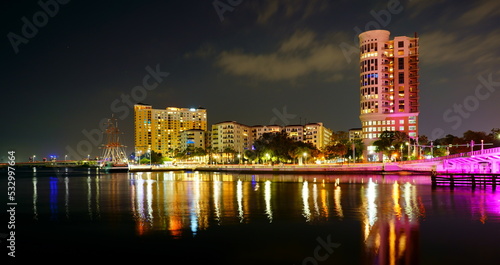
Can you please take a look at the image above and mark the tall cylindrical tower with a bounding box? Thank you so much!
[358,30,419,162]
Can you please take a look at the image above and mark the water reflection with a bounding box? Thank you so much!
[26,171,500,263]
[50,177,58,220]
[264,180,273,222]
[361,178,422,265]
[123,173,500,237]
[237,179,244,222]
[333,180,343,219]
[302,181,310,221]
[86,175,101,220]
[32,177,38,220]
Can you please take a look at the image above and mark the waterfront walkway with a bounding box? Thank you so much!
[128,162,433,174]
[4,147,500,176]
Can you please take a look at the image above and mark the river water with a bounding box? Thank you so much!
[2,168,500,264]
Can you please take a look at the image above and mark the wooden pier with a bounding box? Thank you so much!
[431,172,500,189]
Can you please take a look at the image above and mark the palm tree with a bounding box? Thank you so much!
[290,145,311,164]
[223,146,236,163]
[392,131,408,160]
[347,139,364,162]
[373,131,395,160]
[244,149,257,163]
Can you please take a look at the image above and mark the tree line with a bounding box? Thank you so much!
[133,128,500,164]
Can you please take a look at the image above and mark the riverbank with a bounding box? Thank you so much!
[128,163,435,175]
[1,162,436,175]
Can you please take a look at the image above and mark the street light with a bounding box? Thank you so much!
[33,155,36,162]
[303,152,307,165]
[147,149,151,166]
[400,145,403,161]
[65,155,67,161]
[406,142,410,161]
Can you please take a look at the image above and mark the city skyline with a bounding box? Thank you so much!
[1,0,500,161]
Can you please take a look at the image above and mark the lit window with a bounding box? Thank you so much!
[399,120,404,124]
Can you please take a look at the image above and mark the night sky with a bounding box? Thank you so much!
[1,0,499,162]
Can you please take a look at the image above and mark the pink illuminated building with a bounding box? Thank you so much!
[359,30,420,161]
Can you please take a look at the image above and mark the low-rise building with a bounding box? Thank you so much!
[211,121,252,153]
[304,123,332,150]
[349,128,363,142]
[180,129,206,151]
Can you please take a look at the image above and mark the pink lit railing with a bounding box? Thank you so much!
[401,147,500,164]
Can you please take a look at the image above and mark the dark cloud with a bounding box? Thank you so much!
[215,30,346,81]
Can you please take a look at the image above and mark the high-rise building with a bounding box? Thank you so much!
[134,104,207,156]
[358,30,419,161]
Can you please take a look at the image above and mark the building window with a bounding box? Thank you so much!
[398,41,404,48]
